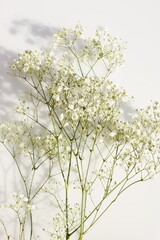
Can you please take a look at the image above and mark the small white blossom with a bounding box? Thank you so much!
[68,104,74,110]
[11,64,16,69]
[71,112,79,121]
[0,192,35,222]
[59,113,64,121]
[109,131,117,137]
[53,95,60,102]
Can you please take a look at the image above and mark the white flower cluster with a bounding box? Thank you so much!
[6,24,160,239]
[0,120,31,147]
[0,120,72,167]
[93,102,160,182]
[10,24,127,129]
[0,192,35,222]
[53,24,125,66]
[47,203,80,240]
[54,24,85,41]
[11,50,41,73]
[47,75,127,128]
[87,30,125,68]
[43,133,71,165]
[9,24,160,180]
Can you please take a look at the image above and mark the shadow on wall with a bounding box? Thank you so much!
[0,19,60,120]
[0,18,135,121]
[122,104,136,121]
[9,19,59,46]
[0,47,26,120]
[0,20,61,238]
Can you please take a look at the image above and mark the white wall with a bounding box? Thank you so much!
[0,0,160,239]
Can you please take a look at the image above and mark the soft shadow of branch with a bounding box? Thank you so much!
[0,20,60,120]
[0,47,27,120]
[0,20,61,239]
[122,104,136,121]
[9,19,60,46]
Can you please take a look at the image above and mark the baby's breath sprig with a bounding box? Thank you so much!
[0,24,159,240]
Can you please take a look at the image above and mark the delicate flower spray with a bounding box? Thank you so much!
[0,24,160,240]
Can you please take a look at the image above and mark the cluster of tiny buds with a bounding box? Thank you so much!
[0,23,159,240]
[0,192,35,221]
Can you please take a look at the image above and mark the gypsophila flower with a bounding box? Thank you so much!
[12,50,42,73]
[2,24,159,240]
[0,192,35,222]
[109,131,117,138]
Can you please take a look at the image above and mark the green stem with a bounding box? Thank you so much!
[0,219,10,240]
[29,211,33,240]
[79,187,85,240]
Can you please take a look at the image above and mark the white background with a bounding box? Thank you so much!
[0,0,160,239]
